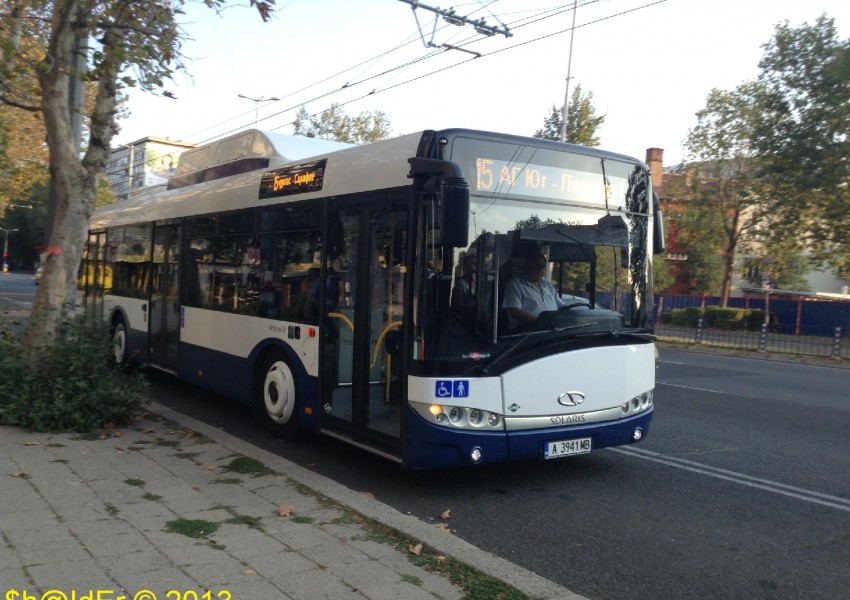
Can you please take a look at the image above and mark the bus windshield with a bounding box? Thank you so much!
[412,135,652,374]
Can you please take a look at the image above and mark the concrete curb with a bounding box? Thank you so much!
[150,402,586,600]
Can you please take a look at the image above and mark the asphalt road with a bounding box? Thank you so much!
[144,348,850,600]
[0,271,37,331]
[4,272,849,599]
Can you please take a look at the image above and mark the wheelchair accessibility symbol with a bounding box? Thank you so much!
[435,380,469,398]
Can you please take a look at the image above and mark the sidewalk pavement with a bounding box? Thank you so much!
[1,402,585,600]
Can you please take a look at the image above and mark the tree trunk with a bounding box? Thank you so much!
[720,210,742,308]
[20,0,112,367]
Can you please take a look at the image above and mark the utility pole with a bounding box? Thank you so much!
[2,228,19,272]
[559,0,578,143]
[237,94,280,127]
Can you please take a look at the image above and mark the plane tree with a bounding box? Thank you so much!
[534,84,605,146]
[753,14,850,274]
[293,103,392,144]
[0,0,274,365]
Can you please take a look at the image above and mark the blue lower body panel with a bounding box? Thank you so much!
[404,406,653,469]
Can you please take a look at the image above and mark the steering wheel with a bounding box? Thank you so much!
[561,301,593,311]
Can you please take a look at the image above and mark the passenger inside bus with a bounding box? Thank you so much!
[502,251,565,330]
[451,252,477,321]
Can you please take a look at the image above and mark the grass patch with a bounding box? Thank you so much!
[155,438,181,447]
[221,456,276,477]
[123,478,145,487]
[292,516,315,524]
[45,443,66,448]
[225,514,264,531]
[213,477,243,485]
[285,477,532,600]
[173,452,200,460]
[142,492,163,502]
[104,503,119,516]
[331,513,360,526]
[165,518,219,539]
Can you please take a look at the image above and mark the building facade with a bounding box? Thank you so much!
[107,137,196,202]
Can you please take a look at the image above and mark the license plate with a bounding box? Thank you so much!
[545,437,592,459]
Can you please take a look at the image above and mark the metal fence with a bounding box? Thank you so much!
[656,320,850,359]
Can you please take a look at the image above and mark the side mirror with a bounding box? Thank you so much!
[441,180,469,248]
[652,192,666,255]
[408,157,470,248]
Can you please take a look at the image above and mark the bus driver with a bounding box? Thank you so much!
[502,252,565,330]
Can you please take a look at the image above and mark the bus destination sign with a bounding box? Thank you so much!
[259,159,327,200]
[474,157,627,204]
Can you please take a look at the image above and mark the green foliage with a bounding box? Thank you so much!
[534,85,605,146]
[165,518,220,539]
[652,258,676,293]
[222,455,277,477]
[0,319,149,432]
[670,306,766,331]
[293,103,392,144]
[671,307,703,327]
[754,15,850,271]
[744,309,766,331]
[704,306,744,330]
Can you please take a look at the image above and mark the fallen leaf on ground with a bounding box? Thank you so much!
[435,522,450,531]
[240,569,257,575]
[276,504,295,517]
[205,464,218,471]
[24,440,41,446]
[142,428,156,434]
[11,472,27,478]
[360,491,376,500]
[408,542,423,555]
[440,509,451,519]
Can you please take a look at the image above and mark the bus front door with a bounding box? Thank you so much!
[150,223,181,369]
[322,202,408,457]
[81,231,106,326]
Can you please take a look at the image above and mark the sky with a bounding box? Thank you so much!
[112,0,850,168]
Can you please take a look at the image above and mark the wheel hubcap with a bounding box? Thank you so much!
[263,361,294,423]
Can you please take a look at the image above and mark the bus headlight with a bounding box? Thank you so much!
[623,390,653,415]
[412,402,505,431]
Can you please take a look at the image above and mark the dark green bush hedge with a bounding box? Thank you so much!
[666,306,769,331]
[0,320,149,432]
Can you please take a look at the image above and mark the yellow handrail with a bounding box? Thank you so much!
[328,311,354,332]
[370,320,402,368]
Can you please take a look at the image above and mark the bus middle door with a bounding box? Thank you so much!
[322,202,408,457]
[150,223,181,369]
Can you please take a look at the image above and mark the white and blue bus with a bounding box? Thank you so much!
[81,128,665,468]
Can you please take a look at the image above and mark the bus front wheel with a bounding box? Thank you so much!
[256,352,300,441]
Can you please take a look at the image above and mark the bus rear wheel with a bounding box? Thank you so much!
[110,319,128,365]
[256,352,300,441]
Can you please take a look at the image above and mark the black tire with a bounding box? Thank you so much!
[110,319,128,366]
[255,351,301,441]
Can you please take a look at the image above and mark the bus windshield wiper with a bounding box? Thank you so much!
[610,328,656,341]
[481,323,595,375]
[572,327,656,341]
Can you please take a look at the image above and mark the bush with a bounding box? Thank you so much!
[704,306,745,330]
[0,320,149,432]
[744,309,766,331]
[671,307,703,327]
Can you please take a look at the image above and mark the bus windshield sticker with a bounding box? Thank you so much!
[259,159,327,200]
